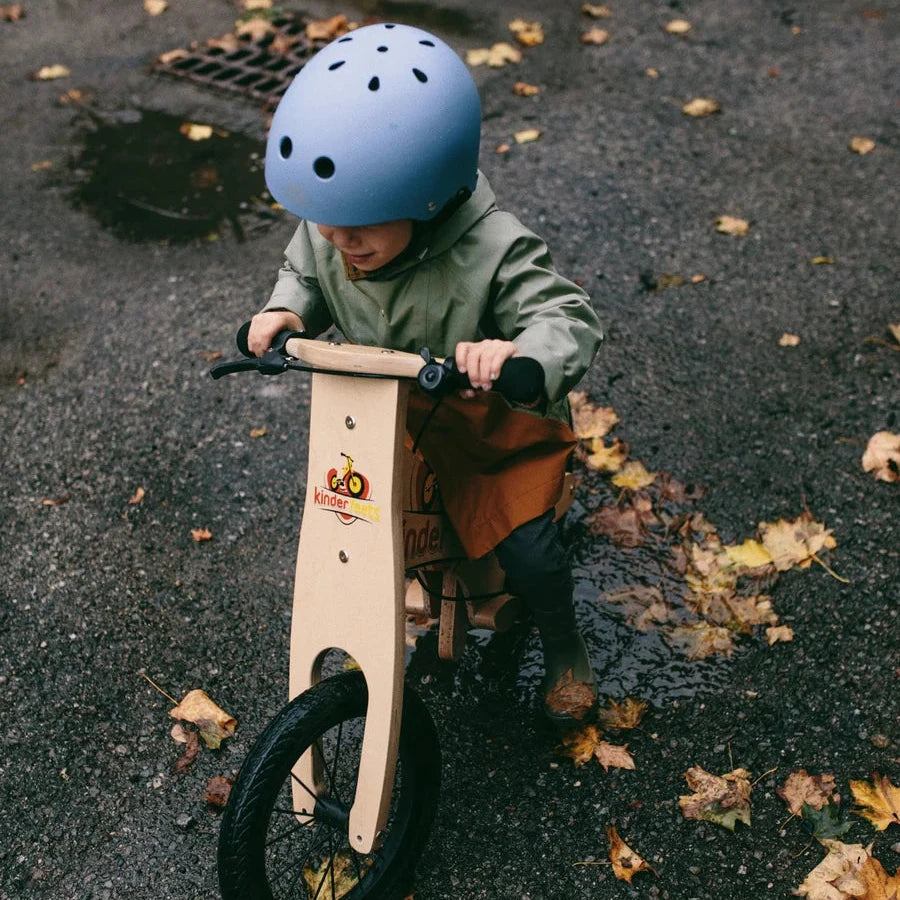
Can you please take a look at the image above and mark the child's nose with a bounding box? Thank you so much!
[333,227,359,248]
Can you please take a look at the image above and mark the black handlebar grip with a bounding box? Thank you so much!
[490,356,545,405]
[236,321,253,358]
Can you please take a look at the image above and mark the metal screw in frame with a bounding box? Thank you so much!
[339,550,349,563]
[345,416,356,429]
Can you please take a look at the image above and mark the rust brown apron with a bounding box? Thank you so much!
[406,389,577,559]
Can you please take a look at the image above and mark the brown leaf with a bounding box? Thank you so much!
[560,726,635,770]
[306,14,351,42]
[582,4,612,17]
[509,18,544,47]
[512,81,540,96]
[715,215,750,235]
[128,486,146,505]
[191,527,213,542]
[862,432,900,483]
[204,775,234,808]
[2,3,26,20]
[840,856,900,900]
[598,697,647,730]
[586,501,654,547]
[581,28,610,45]
[607,825,654,883]
[667,623,736,660]
[778,770,840,816]
[545,669,596,721]
[466,43,522,67]
[759,513,836,570]
[235,17,276,42]
[169,689,236,749]
[683,97,720,117]
[766,624,794,644]
[170,723,201,774]
[679,766,752,830]
[611,460,656,490]
[851,774,900,831]
[849,136,876,154]
[794,840,871,900]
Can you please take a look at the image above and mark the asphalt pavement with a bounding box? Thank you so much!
[1,1,897,899]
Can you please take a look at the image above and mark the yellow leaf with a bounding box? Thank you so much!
[715,215,750,235]
[582,4,612,18]
[559,725,635,770]
[606,825,654,883]
[585,437,628,473]
[839,856,900,900]
[862,431,900,483]
[514,128,543,144]
[851,775,900,831]
[758,513,836,571]
[723,539,773,569]
[668,623,736,660]
[779,332,801,346]
[679,766,752,831]
[466,42,522,67]
[611,460,656,490]
[811,255,836,265]
[683,97,720,117]
[235,16,276,41]
[179,122,214,141]
[581,28,610,45]
[249,426,268,438]
[664,18,692,34]
[766,624,794,645]
[169,689,236,749]
[777,770,840,816]
[143,0,168,14]
[598,697,647,730]
[191,527,213,542]
[849,136,876,154]
[128,486,146,505]
[568,392,619,439]
[303,850,359,898]
[305,13,351,42]
[32,64,70,80]
[509,18,544,47]
[513,81,540,96]
[794,840,871,900]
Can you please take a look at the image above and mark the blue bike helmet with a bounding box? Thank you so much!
[265,23,481,226]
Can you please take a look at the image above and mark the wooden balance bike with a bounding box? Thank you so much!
[211,331,576,900]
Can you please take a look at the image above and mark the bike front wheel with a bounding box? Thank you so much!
[217,671,440,900]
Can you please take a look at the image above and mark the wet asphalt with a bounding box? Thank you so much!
[0,1,897,899]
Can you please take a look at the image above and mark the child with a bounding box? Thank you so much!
[248,22,603,726]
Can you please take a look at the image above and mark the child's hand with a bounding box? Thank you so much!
[247,310,304,357]
[454,340,519,398]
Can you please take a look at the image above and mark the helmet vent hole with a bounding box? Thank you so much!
[279,136,293,159]
[384,23,396,28]
[313,156,335,179]
[328,61,345,71]
[377,45,388,52]
[338,36,353,43]
[368,76,380,91]
[419,40,435,47]
[412,68,428,83]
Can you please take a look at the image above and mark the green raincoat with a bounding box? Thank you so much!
[263,173,603,556]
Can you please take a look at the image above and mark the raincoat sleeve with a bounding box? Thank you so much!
[489,226,603,404]
[261,222,334,336]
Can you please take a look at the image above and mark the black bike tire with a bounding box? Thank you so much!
[217,671,440,900]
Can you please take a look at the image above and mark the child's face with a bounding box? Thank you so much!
[316,220,413,271]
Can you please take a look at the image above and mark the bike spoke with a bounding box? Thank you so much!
[269,822,327,886]
[266,817,313,849]
[290,769,320,802]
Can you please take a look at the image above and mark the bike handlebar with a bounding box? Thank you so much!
[211,324,545,406]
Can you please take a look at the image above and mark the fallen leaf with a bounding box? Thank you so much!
[849,136,876,154]
[143,0,167,14]
[603,585,673,631]
[30,160,53,172]
[811,255,836,265]
[715,215,751,235]
[58,88,88,105]
[766,624,794,644]
[679,766,752,831]
[794,840,871,900]
[42,494,70,507]
[722,539,773,570]
[607,825,654,883]
[839,856,900,900]
[241,0,272,9]
[169,689,236,749]
[129,486,146,505]
[545,669,596,721]
[514,128,542,144]
[306,13,351,42]
[691,273,707,284]
[495,143,511,154]
[191,527,213,542]
[249,426,268,438]
[611,460,657,490]
[862,432,900,483]
[466,42,522,67]
[560,725,636,770]
[587,499,657,547]
[204,775,233,808]
[668,623,736,660]
[683,97,721,117]
[664,18,692,34]
[31,64,70,80]
[569,393,619,439]
[235,17,276,42]
[851,774,900,831]
[582,4,612,17]
[888,323,900,345]
[779,332,801,346]
[179,122,217,141]
[778,771,840,816]
[509,18,544,47]
[303,851,359,899]
[581,28,610,45]
[1,5,26,22]
[758,513,836,571]
[646,67,660,78]
[598,697,647,730]
[585,437,628,473]
[800,802,855,841]
[170,723,201,773]
[513,81,540,96]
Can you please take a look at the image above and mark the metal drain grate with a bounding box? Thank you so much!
[153,14,327,107]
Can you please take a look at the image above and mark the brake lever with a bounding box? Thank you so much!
[210,326,305,379]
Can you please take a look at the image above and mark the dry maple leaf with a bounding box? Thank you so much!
[171,723,201,774]
[839,856,900,900]
[766,624,795,644]
[759,513,836,571]
[679,766,752,831]
[722,538,773,570]
[586,499,656,547]
[235,17,276,42]
[581,28,610,45]
[607,825,654,883]
[778,770,840,816]
[851,775,900,831]
[303,850,359,899]
[598,697,647,730]
[169,689,236,749]
[683,97,721,117]
[466,42,522,67]
[204,775,233,808]
[611,460,656,490]
[715,215,751,235]
[794,840,871,900]
[509,18,544,47]
[568,393,619,440]
[603,585,673,631]
[668,623,736,660]
[862,432,900,483]
[306,14,351,42]
[559,726,635,770]
[585,437,628,473]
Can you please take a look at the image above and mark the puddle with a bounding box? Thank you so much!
[69,109,273,242]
